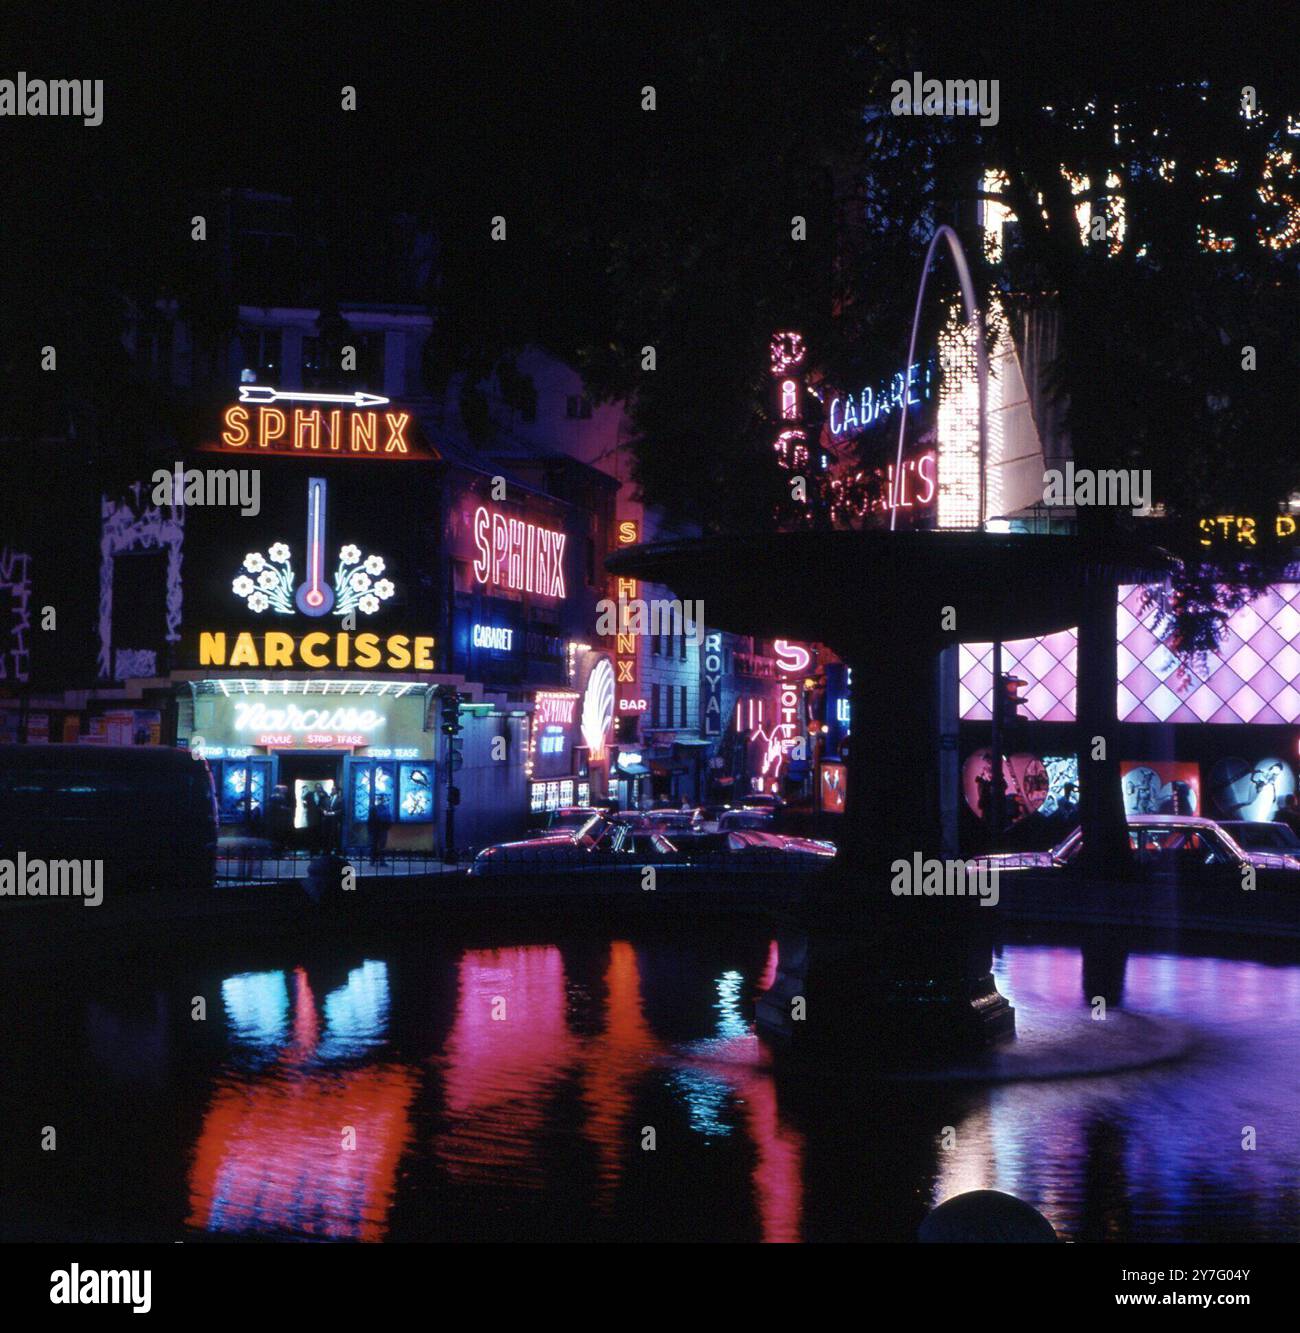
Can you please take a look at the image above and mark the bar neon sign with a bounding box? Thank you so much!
[471,506,566,598]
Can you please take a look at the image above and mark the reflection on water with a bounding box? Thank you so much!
[188,963,418,1241]
[2,930,1297,1242]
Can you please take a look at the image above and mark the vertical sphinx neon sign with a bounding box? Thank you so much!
[611,519,646,713]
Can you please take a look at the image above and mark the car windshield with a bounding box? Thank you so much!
[1228,822,1300,851]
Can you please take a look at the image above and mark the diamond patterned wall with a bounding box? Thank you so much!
[1117,583,1300,724]
[958,583,1300,724]
[958,629,1077,721]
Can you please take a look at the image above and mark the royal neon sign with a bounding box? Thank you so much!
[471,506,566,599]
[828,359,935,438]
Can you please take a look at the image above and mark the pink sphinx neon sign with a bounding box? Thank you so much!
[471,505,566,599]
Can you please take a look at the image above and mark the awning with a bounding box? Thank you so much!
[617,763,651,777]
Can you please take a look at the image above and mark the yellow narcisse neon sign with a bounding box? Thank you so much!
[199,631,435,671]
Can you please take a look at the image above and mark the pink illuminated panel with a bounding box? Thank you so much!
[1117,583,1300,724]
[958,629,1078,721]
[958,583,1300,725]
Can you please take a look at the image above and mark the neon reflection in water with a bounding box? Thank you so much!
[187,961,418,1242]
[433,941,804,1241]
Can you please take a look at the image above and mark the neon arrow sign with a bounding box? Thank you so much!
[295,477,335,616]
[239,385,390,408]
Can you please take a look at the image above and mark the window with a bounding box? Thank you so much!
[566,394,593,419]
[651,635,660,657]
[651,684,661,728]
[239,328,281,383]
[680,685,688,727]
[666,685,674,728]
[303,330,386,391]
[679,633,687,661]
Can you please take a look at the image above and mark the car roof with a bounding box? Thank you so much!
[1126,814,1221,827]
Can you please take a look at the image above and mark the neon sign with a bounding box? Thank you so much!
[471,623,514,651]
[238,386,389,408]
[701,631,723,737]
[581,657,615,762]
[828,359,935,438]
[748,639,808,791]
[611,519,646,712]
[198,631,435,671]
[233,702,385,734]
[770,332,808,474]
[218,401,414,457]
[471,506,566,598]
[1198,514,1298,547]
[231,479,395,618]
[534,692,578,727]
[774,639,811,674]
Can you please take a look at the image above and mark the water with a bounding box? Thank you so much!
[3,924,1297,1242]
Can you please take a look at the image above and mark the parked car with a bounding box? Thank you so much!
[468,819,834,876]
[529,806,602,834]
[717,808,775,832]
[969,814,1300,880]
[738,793,781,811]
[660,829,835,867]
[615,809,698,834]
[0,744,218,893]
[469,818,675,875]
[1220,820,1300,865]
[690,804,734,832]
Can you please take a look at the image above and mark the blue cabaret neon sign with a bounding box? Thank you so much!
[828,359,936,438]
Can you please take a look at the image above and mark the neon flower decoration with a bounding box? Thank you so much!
[232,545,394,617]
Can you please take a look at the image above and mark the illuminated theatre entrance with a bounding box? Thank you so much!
[183,678,437,851]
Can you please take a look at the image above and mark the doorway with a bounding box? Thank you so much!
[275,752,343,851]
